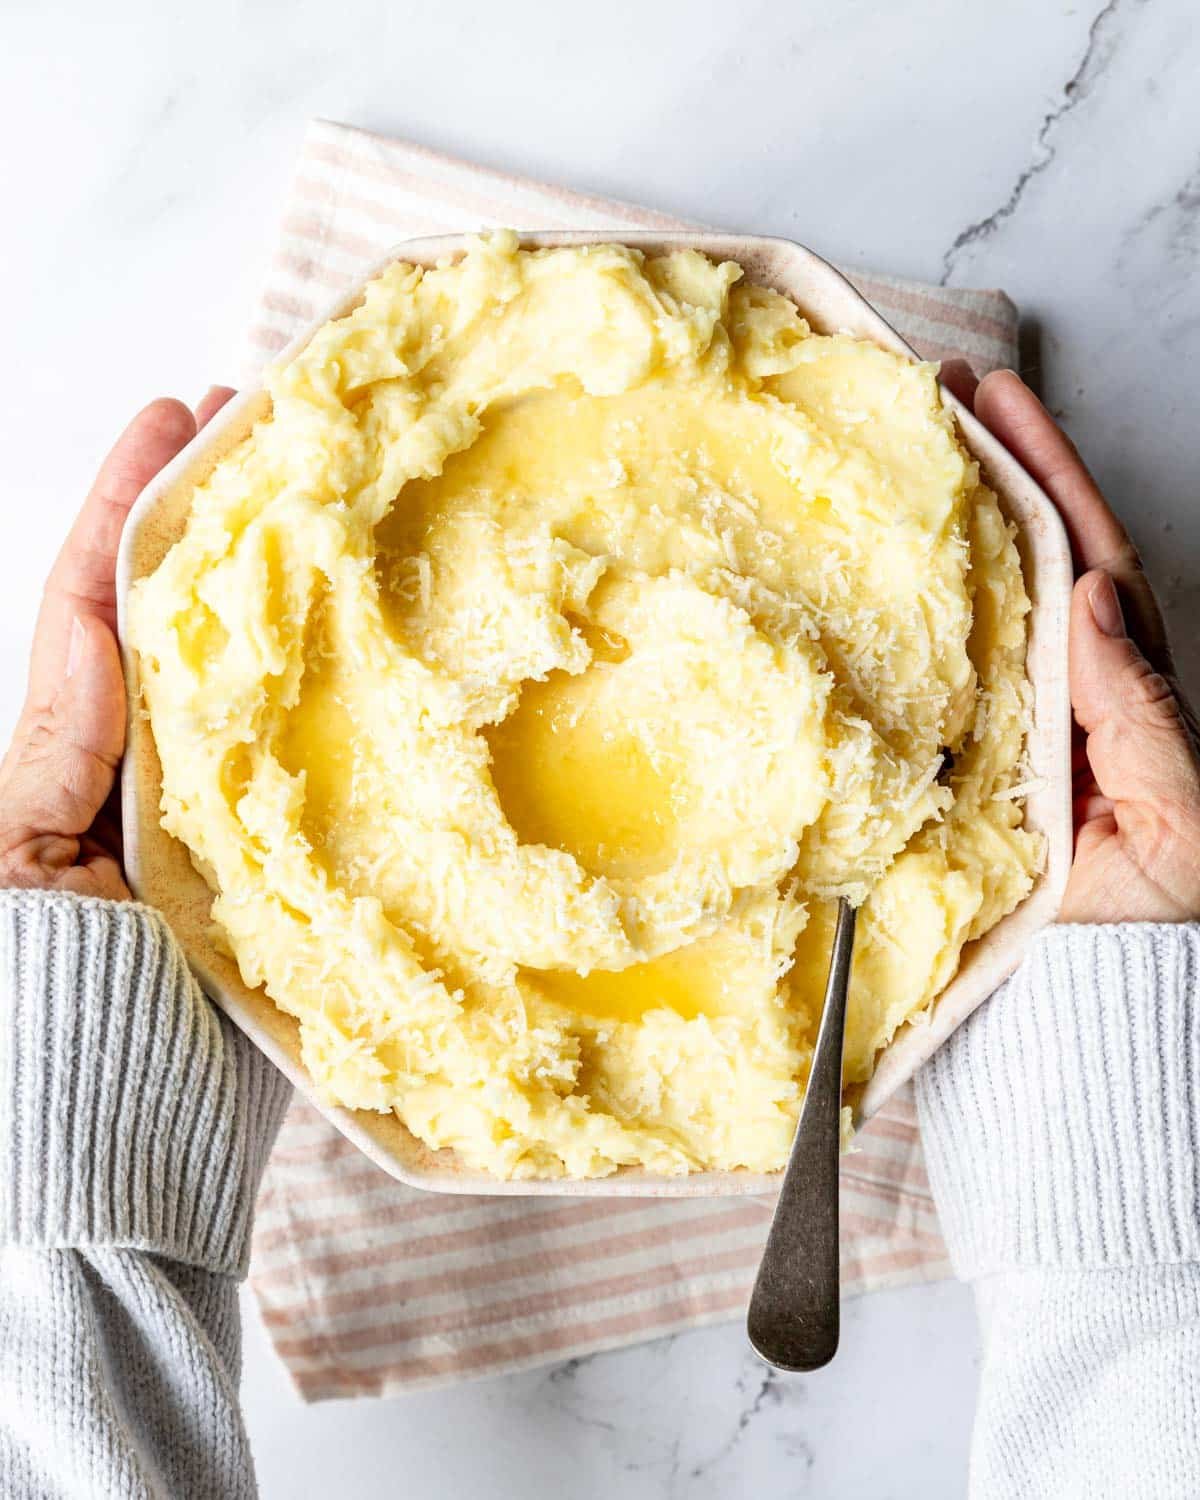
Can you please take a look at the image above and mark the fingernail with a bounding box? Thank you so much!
[1088,572,1125,638]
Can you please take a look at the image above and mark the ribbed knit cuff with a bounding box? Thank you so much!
[0,890,291,1277]
[917,924,1200,1279]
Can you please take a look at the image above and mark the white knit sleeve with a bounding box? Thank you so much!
[0,890,291,1499]
[917,924,1200,1499]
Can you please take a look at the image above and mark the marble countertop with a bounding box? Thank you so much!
[2,0,1196,1493]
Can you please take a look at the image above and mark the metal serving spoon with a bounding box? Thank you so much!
[746,896,857,1371]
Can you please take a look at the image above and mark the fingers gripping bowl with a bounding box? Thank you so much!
[118,232,1072,1195]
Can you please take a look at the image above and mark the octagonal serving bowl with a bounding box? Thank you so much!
[116,232,1073,1196]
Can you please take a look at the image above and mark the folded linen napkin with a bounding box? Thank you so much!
[246,118,1018,1401]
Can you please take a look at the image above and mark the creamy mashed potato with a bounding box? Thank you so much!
[130,233,1040,1179]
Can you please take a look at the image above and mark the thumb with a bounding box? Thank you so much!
[1070,568,1197,810]
[0,615,126,852]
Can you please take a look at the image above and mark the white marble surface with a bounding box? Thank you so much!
[2,0,1198,1493]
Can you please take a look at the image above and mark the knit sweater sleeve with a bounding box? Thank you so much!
[916,924,1200,1500]
[0,890,291,1500]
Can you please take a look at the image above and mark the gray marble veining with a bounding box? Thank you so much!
[940,0,1134,282]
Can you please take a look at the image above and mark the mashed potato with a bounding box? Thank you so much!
[129,233,1040,1178]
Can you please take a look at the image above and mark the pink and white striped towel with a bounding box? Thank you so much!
[246,119,1019,1401]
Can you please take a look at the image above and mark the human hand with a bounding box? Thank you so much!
[943,362,1200,924]
[0,388,234,899]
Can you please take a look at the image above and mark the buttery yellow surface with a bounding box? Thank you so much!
[130,233,1040,1179]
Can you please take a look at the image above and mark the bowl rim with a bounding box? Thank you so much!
[116,230,1074,1196]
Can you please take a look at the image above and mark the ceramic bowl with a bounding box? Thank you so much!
[116,232,1073,1196]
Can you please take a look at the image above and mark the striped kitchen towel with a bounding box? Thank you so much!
[247,118,1018,1401]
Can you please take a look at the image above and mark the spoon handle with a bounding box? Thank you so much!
[746,896,857,1372]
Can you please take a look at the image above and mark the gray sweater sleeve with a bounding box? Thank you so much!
[0,890,291,1499]
[917,924,1200,1500]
